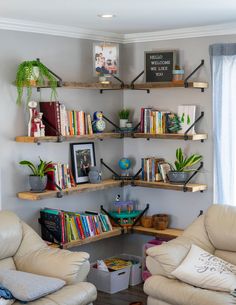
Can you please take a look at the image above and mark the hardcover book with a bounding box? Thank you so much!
[39,101,61,136]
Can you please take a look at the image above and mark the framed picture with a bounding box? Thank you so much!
[144,50,177,82]
[70,142,96,184]
[93,42,119,77]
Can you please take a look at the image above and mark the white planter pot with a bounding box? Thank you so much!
[119,119,128,128]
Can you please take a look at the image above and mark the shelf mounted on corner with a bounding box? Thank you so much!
[99,74,125,94]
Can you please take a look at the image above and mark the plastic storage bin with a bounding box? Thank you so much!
[88,263,131,294]
[118,253,142,286]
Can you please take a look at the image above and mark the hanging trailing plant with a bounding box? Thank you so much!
[15,60,58,105]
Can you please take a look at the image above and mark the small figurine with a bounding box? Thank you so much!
[28,101,38,137]
[92,111,106,133]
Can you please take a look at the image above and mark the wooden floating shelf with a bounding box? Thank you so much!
[131,81,208,90]
[17,179,123,201]
[62,227,122,249]
[133,180,207,192]
[15,132,207,143]
[132,226,183,238]
[15,133,122,143]
[15,81,208,90]
[133,133,207,141]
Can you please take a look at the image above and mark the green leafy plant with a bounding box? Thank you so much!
[15,60,58,105]
[19,158,55,178]
[118,109,130,120]
[169,148,202,172]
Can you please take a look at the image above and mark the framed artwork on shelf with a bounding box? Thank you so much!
[93,42,119,77]
[70,142,96,184]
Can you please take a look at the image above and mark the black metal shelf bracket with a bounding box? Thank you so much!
[130,71,150,94]
[47,175,64,198]
[183,161,204,192]
[42,117,64,143]
[131,168,142,186]
[184,60,205,92]
[184,111,204,142]
[36,58,63,92]
[100,75,125,94]
[130,203,150,232]
[100,205,124,233]
[102,114,124,137]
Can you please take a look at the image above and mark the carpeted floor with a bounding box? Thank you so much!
[94,284,147,305]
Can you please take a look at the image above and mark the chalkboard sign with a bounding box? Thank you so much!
[145,50,177,82]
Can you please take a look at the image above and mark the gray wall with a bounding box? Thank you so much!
[0,28,236,259]
[0,29,124,261]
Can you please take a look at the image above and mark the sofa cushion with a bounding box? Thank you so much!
[0,299,14,305]
[144,275,236,305]
[0,258,15,271]
[172,244,236,292]
[0,212,22,260]
[205,205,236,252]
[13,282,97,305]
[0,270,65,302]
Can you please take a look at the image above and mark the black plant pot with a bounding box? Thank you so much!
[29,175,47,192]
[167,171,190,184]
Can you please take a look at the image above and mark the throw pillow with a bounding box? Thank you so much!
[0,270,65,302]
[0,299,14,305]
[172,244,236,292]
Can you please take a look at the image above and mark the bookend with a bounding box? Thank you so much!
[183,161,204,192]
[184,59,205,92]
[100,158,142,184]
[100,75,125,94]
[184,111,205,142]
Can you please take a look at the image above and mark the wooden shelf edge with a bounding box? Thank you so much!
[62,227,122,249]
[15,133,122,143]
[133,133,207,141]
[17,179,123,200]
[132,226,183,238]
[133,180,207,192]
[131,81,208,90]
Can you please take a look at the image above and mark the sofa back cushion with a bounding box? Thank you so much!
[0,212,22,260]
[0,258,16,270]
[205,205,236,252]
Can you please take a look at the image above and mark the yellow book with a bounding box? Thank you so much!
[70,216,79,240]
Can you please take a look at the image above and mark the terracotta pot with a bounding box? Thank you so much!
[152,214,169,230]
[141,216,153,228]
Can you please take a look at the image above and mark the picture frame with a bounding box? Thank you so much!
[70,142,96,184]
[144,50,177,83]
[93,42,119,77]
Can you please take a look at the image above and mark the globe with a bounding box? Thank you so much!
[118,158,131,171]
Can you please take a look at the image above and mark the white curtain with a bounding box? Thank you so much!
[210,44,236,205]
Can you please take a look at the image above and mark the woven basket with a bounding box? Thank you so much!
[141,216,153,228]
[152,214,169,230]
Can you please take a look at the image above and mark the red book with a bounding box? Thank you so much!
[39,102,61,136]
[46,162,56,190]
[60,211,65,244]
[140,108,144,133]
[75,216,85,240]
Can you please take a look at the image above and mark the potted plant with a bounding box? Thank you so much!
[167,148,202,183]
[118,109,130,128]
[19,158,55,192]
[15,60,58,105]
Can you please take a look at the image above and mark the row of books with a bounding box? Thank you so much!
[46,163,75,190]
[141,157,171,183]
[39,101,93,137]
[40,208,113,244]
[140,105,197,135]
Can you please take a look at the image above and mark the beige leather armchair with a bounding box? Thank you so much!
[144,205,236,305]
[0,211,97,305]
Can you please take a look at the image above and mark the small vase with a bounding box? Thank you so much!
[119,119,128,128]
[29,175,47,192]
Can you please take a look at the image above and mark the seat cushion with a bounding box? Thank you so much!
[144,275,236,305]
[14,282,97,305]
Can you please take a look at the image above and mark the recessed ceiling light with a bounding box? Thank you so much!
[98,14,116,19]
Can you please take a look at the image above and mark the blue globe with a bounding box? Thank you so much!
[118,158,131,171]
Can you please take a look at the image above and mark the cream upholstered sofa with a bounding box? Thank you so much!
[0,211,97,305]
[144,204,236,305]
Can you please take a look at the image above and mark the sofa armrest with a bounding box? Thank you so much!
[14,246,90,284]
[146,236,191,278]
[13,222,90,284]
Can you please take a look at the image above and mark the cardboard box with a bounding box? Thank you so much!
[88,263,131,294]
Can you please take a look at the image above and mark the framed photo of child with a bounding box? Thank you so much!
[93,42,119,77]
[70,142,96,184]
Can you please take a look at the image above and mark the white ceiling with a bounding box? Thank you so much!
[0,0,236,35]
